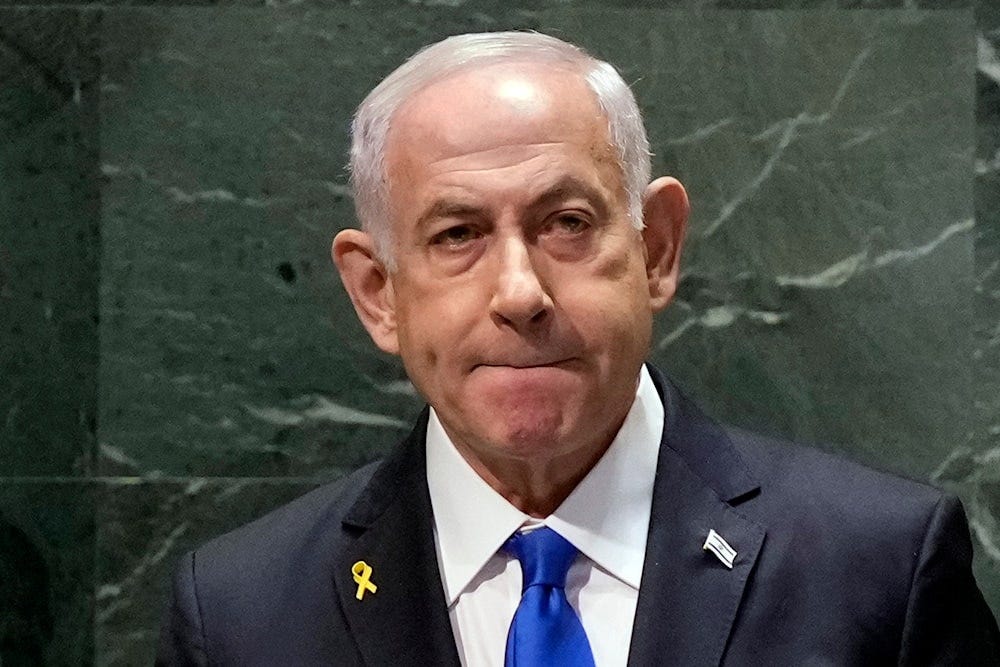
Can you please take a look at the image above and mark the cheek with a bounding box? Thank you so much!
[574,241,650,311]
[393,288,477,368]
[569,243,650,308]
[394,306,437,364]
[560,277,652,353]
[394,312,443,402]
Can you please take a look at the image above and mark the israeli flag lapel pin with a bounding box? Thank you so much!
[703,529,737,569]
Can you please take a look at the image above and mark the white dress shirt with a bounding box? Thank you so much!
[426,367,664,667]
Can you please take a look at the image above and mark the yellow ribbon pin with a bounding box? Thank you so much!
[352,560,377,600]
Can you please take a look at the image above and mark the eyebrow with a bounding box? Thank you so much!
[529,175,611,220]
[414,200,485,231]
[414,175,612,230]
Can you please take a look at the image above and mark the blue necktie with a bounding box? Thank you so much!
[503,527,596,667]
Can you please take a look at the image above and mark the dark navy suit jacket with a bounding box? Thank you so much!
[157,367,1000,665]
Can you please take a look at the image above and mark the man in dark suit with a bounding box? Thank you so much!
[158,31,999,665]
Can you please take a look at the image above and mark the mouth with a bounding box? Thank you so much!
[474,358,574,370]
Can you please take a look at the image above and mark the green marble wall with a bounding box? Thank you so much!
[1,3,997,663]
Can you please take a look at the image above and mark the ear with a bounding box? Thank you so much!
[641,176,689,312]
[331,229,400,355]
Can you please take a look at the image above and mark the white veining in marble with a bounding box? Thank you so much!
[665,117,734,146]
[243,394,408,428]
[702,47,872,238]
[658,302,789,350]
[978,35,1000,84]
[102,162,276,208]
[775,219,973,290]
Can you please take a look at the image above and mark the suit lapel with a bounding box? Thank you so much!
[332,369,764,666]
[628,368,767,667]
[333,410,461,667]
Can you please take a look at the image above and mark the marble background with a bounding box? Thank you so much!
[1,3,998,664]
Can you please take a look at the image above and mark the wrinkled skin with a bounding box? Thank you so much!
[334,62,688,514]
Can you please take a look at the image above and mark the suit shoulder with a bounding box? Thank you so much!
[728,425,943,501]
[193,461,380,574]
[725,426,947,531]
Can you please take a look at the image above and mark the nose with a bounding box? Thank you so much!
[489,236,552,330]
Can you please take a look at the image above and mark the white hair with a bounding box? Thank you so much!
[349,31,651,268]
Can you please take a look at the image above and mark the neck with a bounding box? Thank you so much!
[447,417,625,517]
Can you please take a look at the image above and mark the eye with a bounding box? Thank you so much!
[545,212,591,236]
[430,225,481,247]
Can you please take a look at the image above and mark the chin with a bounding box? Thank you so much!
[485,409,571,457]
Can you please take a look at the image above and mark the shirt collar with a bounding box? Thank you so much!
[426,366,663,605]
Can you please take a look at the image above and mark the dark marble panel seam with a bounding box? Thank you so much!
[0,475,331,482]
[1,6,103,476]
[0,3,983,10]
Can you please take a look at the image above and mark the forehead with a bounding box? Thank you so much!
[384,62,615,177]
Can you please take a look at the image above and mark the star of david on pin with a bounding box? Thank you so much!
[703,529,737,569]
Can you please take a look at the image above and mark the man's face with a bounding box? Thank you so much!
[380,63,661,471]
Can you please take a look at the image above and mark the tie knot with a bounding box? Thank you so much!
[504,527,578,590]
